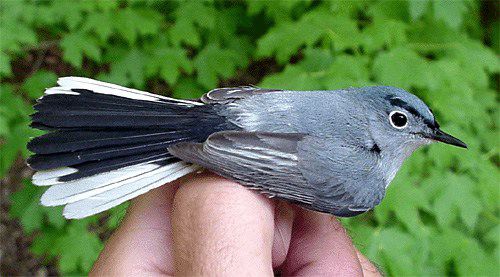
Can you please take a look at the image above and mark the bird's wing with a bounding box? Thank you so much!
[200,86,282,104]
[169,131,386,217]
[169,131,315,205]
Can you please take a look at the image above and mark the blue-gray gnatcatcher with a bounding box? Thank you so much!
[28,77,466,219]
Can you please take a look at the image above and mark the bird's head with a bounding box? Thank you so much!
[363,86,467,156]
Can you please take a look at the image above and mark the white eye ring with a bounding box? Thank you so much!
[389,111,408,129]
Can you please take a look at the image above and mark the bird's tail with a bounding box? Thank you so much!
[28,77,220,219]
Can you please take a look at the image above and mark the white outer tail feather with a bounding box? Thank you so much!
[62,162,200,219]
[40,162,164,205]
[37,155,200,219]
[33,167,78,185]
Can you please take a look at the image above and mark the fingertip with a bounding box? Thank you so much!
[283,209,363,276]
[172,172,276,275]
[355,249,383,277]
[272,201,295,269]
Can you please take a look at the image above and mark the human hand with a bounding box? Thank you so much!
[90,172,381,276]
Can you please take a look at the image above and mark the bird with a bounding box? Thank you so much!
[27,77,467,219]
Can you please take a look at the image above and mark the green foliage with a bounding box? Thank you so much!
[9,181,126,274]
[9,180,65,233]
[0,84,40,176]
[1,0,498,275]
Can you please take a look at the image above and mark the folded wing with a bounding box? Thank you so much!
[168,131,386,217]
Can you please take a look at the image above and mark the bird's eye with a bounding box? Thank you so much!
[389,111,408,129]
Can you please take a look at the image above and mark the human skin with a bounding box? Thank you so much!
[90,172,381,276]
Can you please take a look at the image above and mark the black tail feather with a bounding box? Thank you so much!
[28,140,179,170]
[31,89,218,128]
[28,87,227,173]
[59,152,179,182]
[28,129,193,154]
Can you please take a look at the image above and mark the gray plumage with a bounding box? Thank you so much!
[29,78,466,218]
[171,86,466,216]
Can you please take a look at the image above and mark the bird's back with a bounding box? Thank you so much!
[218,88,372,146]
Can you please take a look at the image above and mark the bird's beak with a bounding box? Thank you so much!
[427,128,467,148]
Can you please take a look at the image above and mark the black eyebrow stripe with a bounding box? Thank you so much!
[388,98,420,117]
[385,96,437,128]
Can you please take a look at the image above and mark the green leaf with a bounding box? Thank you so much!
[193,43,248,89]
[366,227,423,275]
[362,19,408,53]
[260,65,323,91]
[368,1,409,21]
[328,1,366,17]
[113,8,162,44]
[46,0,88,30]
[485,225,500,246]
[169,2,216,47]
[260,49,371,91]
[30,227,62,258]
[60,32,101,68]
[426,140,463,170]
[92,0,119,11]
[322,54,371,89]
[298,48,334,72]
[257,9,360,63]
[247,0,310,22]
[470,156,500,211]
[446,40,500,83]
[0,116,8,137]
[0,84,36,176]
[433,0,467,30]
[375,164,430,234]
[372,47,428,89]
[0,133,26,176]
[9,180,66,233]
[431,228,497,276]
[172,77,206,100]
[0,52,12,76]
[0,20,37,53]
[408,0,431,20]
[106,203,129,230]
[145,47,192,85]
[21,70,58,99]
[100,48,147,88]
[55,221,103,273]
[82,12,114,41]
[433,173,482,231]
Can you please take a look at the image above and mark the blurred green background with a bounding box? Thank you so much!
[0,0,498,275]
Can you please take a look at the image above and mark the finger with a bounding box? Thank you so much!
[90,181,181,276]
[355,249,382,277]
[171,172,276,275]
[271,201,294,269]
[282,208,363,276]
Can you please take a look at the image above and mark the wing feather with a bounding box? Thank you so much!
[201,86,281,104]
[169,131,315,205]
[169,131,387,217]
